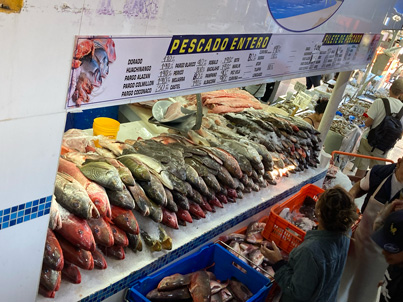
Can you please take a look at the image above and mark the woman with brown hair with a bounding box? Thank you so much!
[261,186,358,302]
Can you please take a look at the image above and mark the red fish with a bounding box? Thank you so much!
[56,234,94,270]
[226,188,238,199]
[74,39,95,59]
[62,262,82,284]
[92,248,108,269]
[189,270,211,302]
[87,217,114,247]
[98,245,125,260]
[208,196,223,208]
[111,205,139,235]
[161,207,179,229]
[216,193,228,204]
[58,157,111,218]
[43,229,64,271]
[189,201,206,219]
[199,197,214,213]
[57,206,96,252]
[40,266,61,292]
[177,208,193,223]
[110,224,129,247]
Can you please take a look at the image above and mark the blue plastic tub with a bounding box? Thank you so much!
[126,243,272,302]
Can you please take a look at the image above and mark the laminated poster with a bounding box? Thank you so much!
[66,33,380,109]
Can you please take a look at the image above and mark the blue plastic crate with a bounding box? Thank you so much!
[126,243,272,302]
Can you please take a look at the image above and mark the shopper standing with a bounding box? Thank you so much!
[372,203,403,302]
[303,98,329,129]
[261,186,358,302]
[306,75,322,89]
[354,78,403,178]
[337,158,403,302]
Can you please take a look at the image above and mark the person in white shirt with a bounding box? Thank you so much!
[354,78,403,178]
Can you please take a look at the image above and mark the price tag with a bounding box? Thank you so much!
[351,104,365,115]
[293,91,312,109]
[294,81,306,92]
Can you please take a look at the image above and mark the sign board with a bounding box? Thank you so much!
[351,104,366,115]
[66,33,381,109]
[294,81,306,92]
[293,91,312,109]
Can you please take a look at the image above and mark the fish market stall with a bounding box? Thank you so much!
[0,1,396,302]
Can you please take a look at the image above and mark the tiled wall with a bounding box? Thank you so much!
[0,196,52,230]
[80,170,327,302]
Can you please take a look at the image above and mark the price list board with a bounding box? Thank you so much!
[66,33,381,109]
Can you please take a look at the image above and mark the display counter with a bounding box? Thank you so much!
[36,118,327,302]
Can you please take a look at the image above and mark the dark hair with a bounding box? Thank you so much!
[317,186,358,233]
[314,98,329,114]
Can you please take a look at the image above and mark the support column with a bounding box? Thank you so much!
[318,70,352,148]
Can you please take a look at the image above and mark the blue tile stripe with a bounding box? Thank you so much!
[79,170,327,302]
[0,196,52,231]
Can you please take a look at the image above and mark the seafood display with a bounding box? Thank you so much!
[278,196,318,232]
[146,270,254,302]
[40,97,322,298]
[68,37,116,107]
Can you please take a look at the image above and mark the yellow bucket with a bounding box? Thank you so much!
[93,117,120,146]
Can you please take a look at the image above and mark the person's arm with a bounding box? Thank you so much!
[349,180,367,199]
[365,117,374,128]
[274,248,320,301]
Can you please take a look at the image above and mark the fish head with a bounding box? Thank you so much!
[94,48,110,78]
[80,56,102,87]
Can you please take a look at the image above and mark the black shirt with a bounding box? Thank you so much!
[380,265,403,302]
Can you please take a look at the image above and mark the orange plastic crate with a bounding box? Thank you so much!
[262,184,324,254]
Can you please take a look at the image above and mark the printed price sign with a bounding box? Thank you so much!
[294,81,306,92]
[293,91,311,109]
[351,104,365,115]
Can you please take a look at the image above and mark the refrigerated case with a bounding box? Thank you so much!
[0,1,398,301]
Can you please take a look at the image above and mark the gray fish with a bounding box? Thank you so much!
[117,155,151,181]
[192,154,222,172]
[127,233,142,252]
[189,188,204,205]
[185,164,210,196]
[172,190,190,210]
[166,172,189,195]
[185,157,209,177]
[127,182,150,216]
[202,173,222,192]
[54,172,99,219]
[138,174,167,206]
[216,166,236,189]
[149,200,163,223]
[80,57,102,87]
[79,161,124,191]
[205,147,243,179]
[106,186,135,210]
[164,188,178,213]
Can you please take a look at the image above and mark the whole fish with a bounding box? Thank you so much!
[56,234,94,270]
[216,166,236,189]
[48,197,62,230]
[228,279,253,302]
[106,186,136,210]
[40,266,61,292]
[189,201,206,219]
[146,288,191,301]
[165,172,188,195]
[158,273,192,291]
[119,152,163,173]
[127,182,151,216]
[80,56,102,87]
[161,207,179,229]
[177,208,193,223]
[38,285,55,298]
[59,158,112,218]
[110,224,129,247]
[111,205,139,235]
[79,161,124,191]
[91,248,108,269]
[98,245,125,260]
[141,230,162,252]
[138,174,167,206]
[93,38,116,62]
[56,204,96,252]
[54,172,99,219]
[127,233,143,252]
[189,270,211,302]
[185,158,209,177]
[43,229,64,271]
[62,262,82,283]
[185,164,210,196]
[202,174,221,193]
[97,137,135,156]
[164,188,178,213]
[87,217,114,247]
[148,200,163,223]
[159,225,173,250]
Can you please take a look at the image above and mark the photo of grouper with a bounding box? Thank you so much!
[68,37,117,107]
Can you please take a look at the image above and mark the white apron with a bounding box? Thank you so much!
[337,178,389,302]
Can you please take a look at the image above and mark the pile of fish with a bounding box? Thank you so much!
[219,221,283,280]
[183,88,263,114]
[278,196,318,232]
[147,270,254,302]
[40,105,321,297]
